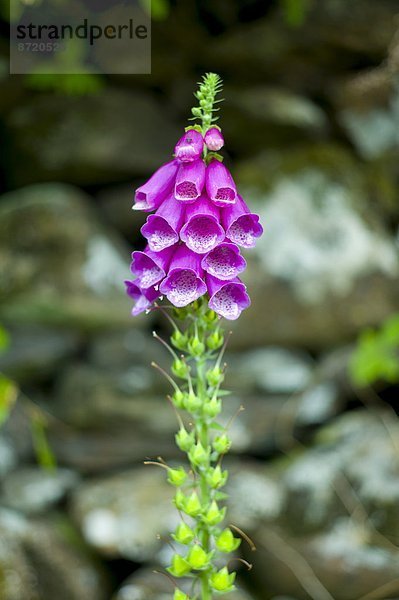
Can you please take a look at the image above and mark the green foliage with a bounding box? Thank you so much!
[280,0,313,27]
[350,314,399,387]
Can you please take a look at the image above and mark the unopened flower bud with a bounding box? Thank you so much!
[184,391,202,413]
[206,330,224,350]
[213,433,231,454]
[167,466,187,487]
[210,567,236,592]
[191,107,202,117]
[206,366,224,387]
[172,522,195,545]
[187,336,205,356]
[174,489,186,511]
[172,389,185,409]
[204,127,224,151]
[184,491,202,517]
[203,309,218,324]
[203,396,222,418]
[206,465,228,488]
[188,441,210,468]
[171,330,188,351]
[172,358,190,379]
[203,500,226,525]
[186,544,212,570]
[175,428,195,452]
[167,554,192,578]
[215,528,241,553]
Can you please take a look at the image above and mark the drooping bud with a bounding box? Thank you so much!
[167,554,192,578]
[203,396,222,418]
[172,522,196,545]
[203,500,226,525]
[206,465,228,488]
[204,127,224,151]
[188,441,210,467]
[175,428,195,452]
[167,466,188,487]
[186,545,212,570]
[215,528,241,553]
[210,567,236,592]
[213,433,231,454]
[184,492,202,517]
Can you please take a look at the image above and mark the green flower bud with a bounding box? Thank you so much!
[210,567,236,592]
[186,544,212,570]
[172,522,195,545]
[174,590,189,600]
[167,554,192,578]
[184,491,202,517]
[172,389,185,409]
[215,528,241,553]
[205,465,228,489]
[187,336,205,356]
[206,366,224,387]
[175,428,195,452]
[206,330,224,350]
[167,466,187,487]
[183,391,202,413]
[213,433,231,454]
[203,500,226,525]
[203,309,218,324]
[174,489,186,511]
[171,358,190,379]
[203,396,222,418]
[171,330,188,351]
[191,107,202,117]
[188,441,210,468]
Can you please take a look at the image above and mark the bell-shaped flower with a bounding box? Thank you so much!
[159,245,206,307]
[174,129,204,162]
[204,127,224,151]
[124,280,160,316]
[130,245,175,289]
[175,160,206,202]
[180,196,225,254]
[222,194,263,248]
[141,194,186,252]
[207,275,251,320]
[206,159,236,206]
[201,242,246,280]
[133,160,179,211]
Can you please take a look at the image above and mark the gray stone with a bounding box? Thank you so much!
[0,183,137,330]
[1,467,79,514]
[6,88,179,186]
[230,148,399,348]
[0,325,81,382]
[0,508,109,600]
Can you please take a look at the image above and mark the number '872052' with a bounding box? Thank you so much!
[17,42,64,52]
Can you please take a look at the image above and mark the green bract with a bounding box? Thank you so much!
[216,528,241,553]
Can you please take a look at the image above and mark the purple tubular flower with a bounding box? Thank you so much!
[159,245,207,307]
[133,160,179,212]
[175,159,206,202]
[204,127,224,151]
[207,275,251,320]
[174,129,204,163]
[130,245,175,289]
[140,194,186,252]
[180,195,225,254]
[125,280,160,316]
[222,194,263,248]
[201,242,246,281]
[206,159,237,207]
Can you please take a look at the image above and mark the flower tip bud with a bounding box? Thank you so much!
[204,127,224,152]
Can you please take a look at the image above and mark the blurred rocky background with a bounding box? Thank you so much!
[1,0,399,598]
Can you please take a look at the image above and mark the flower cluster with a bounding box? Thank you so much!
[126,127,262,320]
